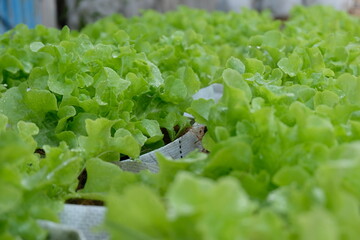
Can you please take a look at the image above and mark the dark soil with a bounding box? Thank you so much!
[65,169,105,206]
[65,198,104,206]
[75,169,87,191]
[34,148,45,158]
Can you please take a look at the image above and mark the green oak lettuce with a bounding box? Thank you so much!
[2,5,360,240]
[0,114,83,240]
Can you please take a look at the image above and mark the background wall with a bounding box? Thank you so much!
[62,0,356,29]
[63,0,249,29]
[1,0,359,33]
[0,0,57,33]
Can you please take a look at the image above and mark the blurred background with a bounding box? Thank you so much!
[0,0,359,33]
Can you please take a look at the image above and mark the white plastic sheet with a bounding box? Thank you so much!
[184,83,224,119]
[192,83,223,102]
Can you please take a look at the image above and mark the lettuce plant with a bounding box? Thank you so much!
[2,5,360,240]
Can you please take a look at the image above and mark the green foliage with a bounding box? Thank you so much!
[2,5,360,240]
[0,114,83,239]
[104,5,360,240]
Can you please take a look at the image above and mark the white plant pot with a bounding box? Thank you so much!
[261,0,303,17]
[57,124,206,240]
[38,221,86,240]
[59,205,107,240]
